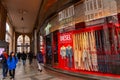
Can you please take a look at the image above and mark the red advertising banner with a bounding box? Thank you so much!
[58,31,74,70]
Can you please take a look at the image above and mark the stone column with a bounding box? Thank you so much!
[34,29,37,55]
[0,2,7,41]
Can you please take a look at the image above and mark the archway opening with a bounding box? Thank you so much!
[17,35,30,53]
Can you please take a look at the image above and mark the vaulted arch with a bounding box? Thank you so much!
[17,35,30,53]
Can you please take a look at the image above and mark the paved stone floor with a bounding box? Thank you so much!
[0,60,88,80]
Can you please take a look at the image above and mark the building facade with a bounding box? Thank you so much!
[38,0,120,75]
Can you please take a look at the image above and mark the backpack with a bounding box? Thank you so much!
[0,55,7,64]
[3,53,8,59]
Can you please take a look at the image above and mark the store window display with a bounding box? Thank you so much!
[72,16,120,74]
[73,31,98,71]
[45,34,52,65]
[58,32,74,69]
[60,45,73,68]
[42,0,120,75]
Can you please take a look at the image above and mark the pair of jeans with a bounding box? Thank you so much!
[22,60,26,65]
[9,69,15,78]
[37,61,42,70]
[67,55,72,68]
[2,64,8,78]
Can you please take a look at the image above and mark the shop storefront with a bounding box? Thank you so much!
[41,0,120,75]
[44,31,59,66]
[54,14,120,75]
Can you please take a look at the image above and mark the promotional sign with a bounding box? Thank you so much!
[59,32,72,43]
[58,31,74,70]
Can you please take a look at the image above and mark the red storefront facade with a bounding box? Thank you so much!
[42,0,120,76]
[44,15,120,75]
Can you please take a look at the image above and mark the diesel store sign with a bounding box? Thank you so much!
[59,32,72,43]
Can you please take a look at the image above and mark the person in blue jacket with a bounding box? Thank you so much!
[36,51,43,72]
[7,52,18,80]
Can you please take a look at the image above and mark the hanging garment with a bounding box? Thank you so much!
[90,31,98,71]
[60,46,66,59]
[78,33,83,70]
[82,49,90,71]
[66,45,73,68]
[99,30,107,73]
[102,29,112,73]
[73,34,79,69]
[74,49,79,69]
[85,32,93,71]
[82,32,91,71]
[77,34,81,64]
[87,32,94,71]
[82,33,87,62]
[80,33,85,70]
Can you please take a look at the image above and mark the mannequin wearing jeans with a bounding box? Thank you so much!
[66,45,73,68]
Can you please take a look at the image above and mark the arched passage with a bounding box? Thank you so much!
[17,35,30,53]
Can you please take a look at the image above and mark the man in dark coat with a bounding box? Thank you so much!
[17,52,21,62]
[28,51,34,65]
[21,52,27,66]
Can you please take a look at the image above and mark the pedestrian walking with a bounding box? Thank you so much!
[7,52,18,80]
[21,52,27,66]
[17,52,21,62]
[36,51,43,72]
[28,51,34,65]
[0,51,8,79]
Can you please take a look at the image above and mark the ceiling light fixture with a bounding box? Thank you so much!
[18,9,28,22]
